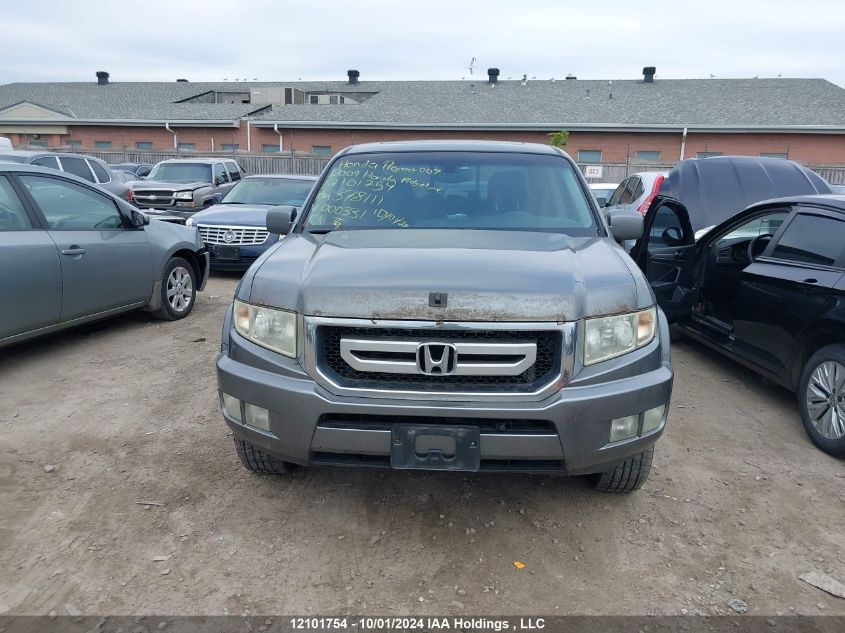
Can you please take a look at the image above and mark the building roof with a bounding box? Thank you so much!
[2,76,845,132]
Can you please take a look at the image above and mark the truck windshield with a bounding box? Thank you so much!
[304,152,597,234]
[222,178,314,206]
[147,163,212,184]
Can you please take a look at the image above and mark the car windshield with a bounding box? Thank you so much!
[303,151,598,234]
[222,178,314,206]
[147,162,212,184]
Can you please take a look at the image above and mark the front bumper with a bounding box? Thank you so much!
[216,311,673,475]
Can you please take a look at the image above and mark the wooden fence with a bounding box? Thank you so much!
[82,150,332,176]
[61,149,845,184]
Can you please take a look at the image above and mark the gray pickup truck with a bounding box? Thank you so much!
[131,158,245,221]
[216,141,673,492]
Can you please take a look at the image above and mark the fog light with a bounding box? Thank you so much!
[244,403,270,432]
[221,392,241,422]
[642,404,666,434]
[610,414,639,442]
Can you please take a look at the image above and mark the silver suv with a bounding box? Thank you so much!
[132,158,245,221]
[216,141,673,493]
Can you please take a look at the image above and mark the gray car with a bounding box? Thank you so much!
[131,158,245,221]
[0,164,210,348]
[0,150,132,202]
[216,141,672,493]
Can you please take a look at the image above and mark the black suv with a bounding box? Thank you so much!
[634,191,845,456]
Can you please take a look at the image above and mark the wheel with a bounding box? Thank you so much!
[152,257,196,320]
[589,446,654,492]
[798,345,845,456]
[234,437,294,474]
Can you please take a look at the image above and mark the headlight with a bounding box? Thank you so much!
[175,191,193,201]
[185,217,194,227]
[233,299,297,357]
[583,306,656,365]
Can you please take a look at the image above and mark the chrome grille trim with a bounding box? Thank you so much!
[339,338,537,376]
[197,224,270,245]
[302,316,576,402]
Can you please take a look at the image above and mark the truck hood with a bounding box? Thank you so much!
[247,229,648,322]
[188,204,271,227]
[132,180,208,190]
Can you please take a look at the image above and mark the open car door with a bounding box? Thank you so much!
[631,199,698,322]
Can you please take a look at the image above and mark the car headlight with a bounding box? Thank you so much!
[185,217,194,227]
[175,191,193,201]
[583,306,656,365]
[233,299,297,357]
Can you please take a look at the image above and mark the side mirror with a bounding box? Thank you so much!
[131,209,150,227]
[210,193,224,204]
[214,176,226,186]
[661,226,683,247]
[266,205,297,235]
[606,210,643,242]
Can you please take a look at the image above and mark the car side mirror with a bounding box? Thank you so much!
[661,226,683,247]
[266,205,297,235]
[131,209,150,227]
[606,210,643,242]
[211,193,223,204]
[214,176,226,186]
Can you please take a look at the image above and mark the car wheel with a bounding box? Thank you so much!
[234,437,294,474]
[798,345,845,456]
[589,446,653,492]
[153,257,196,320]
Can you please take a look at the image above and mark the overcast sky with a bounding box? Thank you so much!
[4,0,845,86]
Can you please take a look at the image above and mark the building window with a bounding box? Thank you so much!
[178,143,196,151]
[94,140,112,149]
[577,150,603,163]
[29,140,48,148]
[221,143,239,151]
[311,145,332,156]
[136,142,153,151]
[760,152,787,159]
[636,150,661,162]
[68,140,82,148]
[697,151,722,158]
[262,144,280,153]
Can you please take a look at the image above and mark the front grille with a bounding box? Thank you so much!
[133,190,176,207]
[319,414,555,433]
[318,326,560,393]
[198,225,270,245]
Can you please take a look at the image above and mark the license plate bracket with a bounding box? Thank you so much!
[390,424,480,471]
[212,245,240,260]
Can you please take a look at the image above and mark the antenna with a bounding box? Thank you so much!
[468,57,477,75]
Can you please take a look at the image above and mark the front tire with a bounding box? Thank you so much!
[152,257,196,320]
[234,438,294,474]
[589,447,654,492]
[798,345,845,456]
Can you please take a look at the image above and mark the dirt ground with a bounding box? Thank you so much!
[1,274,843,617]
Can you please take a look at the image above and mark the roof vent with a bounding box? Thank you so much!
[96,71,109,86]
[176,78,189,82]
[565,74,577,80]
[487,68,499,84]
[347,69,360,85]
[642,66,656,83]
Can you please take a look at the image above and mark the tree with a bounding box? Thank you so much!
[547,130,570,148]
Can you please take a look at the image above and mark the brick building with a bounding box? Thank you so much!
[1,68,845,166]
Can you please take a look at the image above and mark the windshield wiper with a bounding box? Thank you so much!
[307,228,334,234]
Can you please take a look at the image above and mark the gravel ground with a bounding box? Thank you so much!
[1,274,843,616]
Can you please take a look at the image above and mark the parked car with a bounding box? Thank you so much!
[0,164,209,348]
[830,184,845,194]
[588,182,619,207]
[113,162,153,178]
[217,140,670,492]
[185,174,317,271]
[643,156,830,242]
[605,171,668,215]
[0,150,132,202]
[0,137,12,150]
[131,158,245,221]
[632,161,842,455]
[114,169,141,184]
